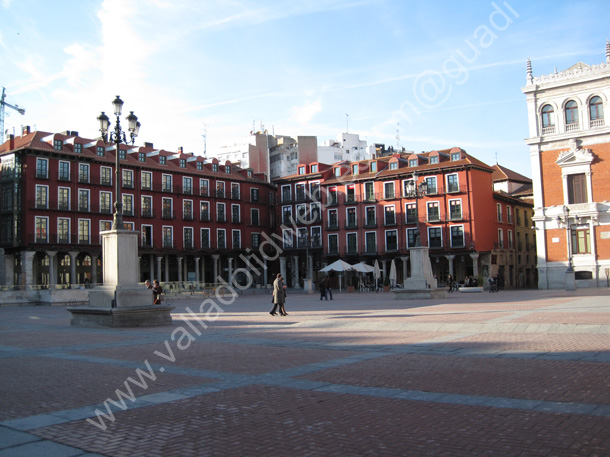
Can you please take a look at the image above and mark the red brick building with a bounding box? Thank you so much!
[274,148,535,289]
[0,128,277,289]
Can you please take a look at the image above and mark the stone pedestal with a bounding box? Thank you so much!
[303,278,313,293]
[67,228,174,327]
[394,245,447,300]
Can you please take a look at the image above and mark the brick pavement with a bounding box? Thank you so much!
[0,288,610,456]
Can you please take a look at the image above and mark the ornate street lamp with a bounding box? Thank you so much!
[405,172,428,246]
[556,205,580,273]
[97,96,140,230]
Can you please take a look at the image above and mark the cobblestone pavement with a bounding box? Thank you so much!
[1,288,610,456]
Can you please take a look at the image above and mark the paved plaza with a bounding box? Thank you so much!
[1,287,610,456]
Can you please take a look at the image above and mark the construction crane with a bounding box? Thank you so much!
[1,87,26,144]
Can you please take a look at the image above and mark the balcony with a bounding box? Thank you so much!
[590,118,605,128]
[326,195,339,207]
[162,239,174,249]
[216,190,225,198]
[565,122,580,132]
[162,210,174,219]
[427,214,441,223]
[327,246,339,255]
[344,194,358,204]
[344,245,358,256]
[446,183,465,194]
[200,187,209,197]
[183,214,194,221]
[384,217,397,226]
[326,222,339,230]
[362,192,378,203]
[345,220,358,229]
[217,215,226,223]
[541,125,555,135]
[405,214,418,224]
[142,209,154,218]
[364,244,377,255]
[363,218,377,228]
[200,213,210,222]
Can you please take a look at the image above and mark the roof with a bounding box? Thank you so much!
[491,164,532,184]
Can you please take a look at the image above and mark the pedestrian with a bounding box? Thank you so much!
[270,273,288,316]
[152,279,163,305]
[324,277,333,300]
[144,280,153,289]
[319,277,327,300]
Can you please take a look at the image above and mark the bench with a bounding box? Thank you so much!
[458,287,484,293]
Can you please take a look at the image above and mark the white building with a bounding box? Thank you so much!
[317,132,371,164]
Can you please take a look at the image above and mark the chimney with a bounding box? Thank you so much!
[22,126,31,136]
[9,134,15,150]
[178,146,183,153]
[144,142,154,148]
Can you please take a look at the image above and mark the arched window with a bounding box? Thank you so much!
[541,104,555,133]
[565,100,579,131]
[589,96,604,127]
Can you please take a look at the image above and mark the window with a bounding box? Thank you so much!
[352,164,358,175]
[225,165,231,174]
[370,162,377,173]
[589,96,604,127]
[35,217,48,242]
[295,183,306,202]
[180,159,186,168]
[78,219,90,244]
[232,230,241,249]
[447,174,459,193]
[385,230,398,252]
[58,161,70,181]
[78,189,89,212]
[408,159,417,167]
[567,173,588,204]
[183,177,193,194]
[36,158,48,178]
[162,197,173,219]
[328,208,338,229]
[97,146,105,156]
[429,156,438,164]
[58,188,70,211]
[328,187,338,205]
[346,233,357,254]
[197,162,203,171]
[54,139,62,151]
[122,169,133,188]
[101,167,112,186]
[406,228,418,248]
[345,185,356,203]
[231,204,240,223]
[118,149,126,160]
[200,179,209,196]
[141,171,152,190]
[141,225,152,248]
[217,229,226,249]
[507,206,512,224]
[541,104,555,133]
[384,182,395,199]
[365,232,376,253]
[405,203,417,224]
[183,200,193,220]
[384,206,396,225]
[163,227,173,248]
[184,227,194,249]
[251,208,260,226]
[364,182,375,201]
[58,218,70,243]
[445,200,461,221]
[78,164,89,183]
[298,166,305,175]
[200,202,210,221]
[231,182,240,199]
[36,185,48,209]
[498,228,504,248]
[281,185,291,202]
[282,206,292,224]
[515,208,521,226]
[508,230,513,249]
[451,151,461,161]
[139,152,146,162]
[162,174,172,192]
[428,227,442,248]
[365,206,376,227]
[251,233,261,249]
[565,100,579,130]
[282,229,293,249]
[425,176,437,194]
[212,163,218,172]
[311,226,322,247]
[572,228,590,254]
[346,207,357,228]
[217,202,226,222]
[74,143,82,154]
[141,196,152,217]
[311,164,318,173]
[160,155,167,166]
[201,228,210,249]
[497,203,502,222]
[334,167,341,177]
[251,188,259,202]
[450,226,464,247]
[389,162,398,170]
[100,191,112,214]
[122,194,133,216]
[328,233,339,255]
[427,202,440,222]
[216,181,225,198]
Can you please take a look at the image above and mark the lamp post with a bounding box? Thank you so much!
[405,171,428,246]
[556,205,580,273]
[97,96,140,230]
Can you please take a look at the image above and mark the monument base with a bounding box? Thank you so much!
[393,288,447,300]
[68,305,174,327]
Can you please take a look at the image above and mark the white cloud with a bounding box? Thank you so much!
[290,99,323,125]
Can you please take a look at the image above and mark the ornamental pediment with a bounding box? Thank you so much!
[556,140,594,167]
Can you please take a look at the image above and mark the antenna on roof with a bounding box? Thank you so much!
[495,151,498,164]
[396,123,400,151]
[202,123,208,158]
[345,113,349,133]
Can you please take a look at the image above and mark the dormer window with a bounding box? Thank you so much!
[334,167,341,177]
[298,166,305,175]
[247,170,253,178]
[451,152,461,161]
[212,163,218,172]
[409,159,417,167]
[74,143,83,154]
[225,165,231,174]
[311,164,318,173]
[139,152,146,162]
[119,149,126,160]
[370,162,377,173]
[197,162,203,170]
[180,159,186,168]
[429,156,438,164]
[97,146,105,156]
[389,162,398,170]
[160,156,167,165]
[54,139,62,151]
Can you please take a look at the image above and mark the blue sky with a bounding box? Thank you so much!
[1,0,609,177]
